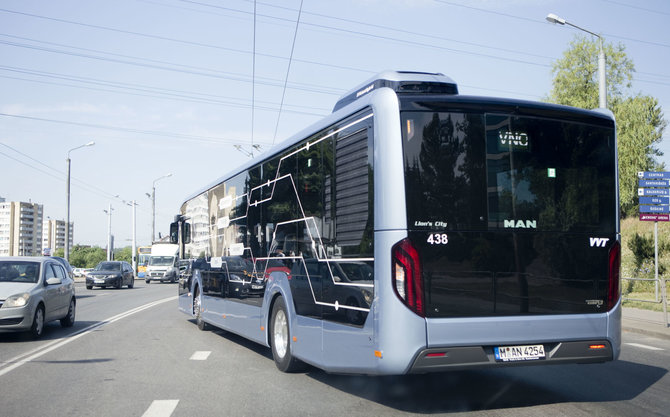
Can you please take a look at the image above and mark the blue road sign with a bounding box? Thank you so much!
[640,205,670,213]
[640,196,670,205]
[639,179,670,187]
[638,171,670,180]
[639,188,670,196]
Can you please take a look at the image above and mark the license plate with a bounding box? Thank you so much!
[94,279,105,284]
[251,285,263,290]
[494,344,545,362]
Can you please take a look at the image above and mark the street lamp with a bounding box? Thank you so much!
[103,204,114,261]
[546,13,607,109]
[65,141,95,261]
[149,173,172,243]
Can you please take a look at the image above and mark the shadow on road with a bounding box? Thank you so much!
[306,361,666,413]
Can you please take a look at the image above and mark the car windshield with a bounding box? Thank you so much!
[95,262,121,271]
[149,256,174,266]
[0,261,40,283]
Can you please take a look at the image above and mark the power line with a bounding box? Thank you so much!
[272,0,304,145]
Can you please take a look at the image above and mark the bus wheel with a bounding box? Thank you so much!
[270,296,304,372]
[194,287,208,331]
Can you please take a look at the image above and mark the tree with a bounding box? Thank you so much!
[547,35,667,216]
[68,245,106,268]
[114,246,133,264]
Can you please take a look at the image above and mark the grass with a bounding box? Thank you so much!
[621,217,670,311]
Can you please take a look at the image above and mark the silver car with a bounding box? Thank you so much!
[0,257,76,338]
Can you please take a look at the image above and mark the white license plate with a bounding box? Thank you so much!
[251,285,263,290]
[494,344,545,362]
[94,279,105,284]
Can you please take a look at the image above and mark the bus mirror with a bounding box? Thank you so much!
[170,222,179,244]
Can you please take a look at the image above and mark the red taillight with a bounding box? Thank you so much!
[607,241,621,310]
[392,238,425,317]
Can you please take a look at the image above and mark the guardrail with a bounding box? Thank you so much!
[622,276,669,327]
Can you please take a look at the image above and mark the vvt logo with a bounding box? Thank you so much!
[589,237,610,247]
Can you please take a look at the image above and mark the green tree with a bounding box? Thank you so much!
[68,245,106,268]
[547,35,667,216]
[114,246,133,264]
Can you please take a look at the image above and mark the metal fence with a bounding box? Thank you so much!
[622,276,669,327]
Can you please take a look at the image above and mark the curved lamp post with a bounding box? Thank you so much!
[65,141,95,261]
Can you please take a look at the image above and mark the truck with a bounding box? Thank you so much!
[145,243,179,284]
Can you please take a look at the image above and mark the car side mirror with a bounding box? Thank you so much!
[46,277,62,285]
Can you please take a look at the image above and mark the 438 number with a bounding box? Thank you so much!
[426,233,448,245]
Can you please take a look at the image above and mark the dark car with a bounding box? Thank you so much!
[50,256,74,279]
[86,261,135,289]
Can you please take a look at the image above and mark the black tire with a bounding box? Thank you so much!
[270,296,304,372]
[128,276,134,289]
[194,286,209,331]
[116,278,122,289]
[60,298,76,327]
[86,285,93,290]
[145,280,150,284]
[30,304,45,339]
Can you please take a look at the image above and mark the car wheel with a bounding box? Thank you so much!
[116,278,122,289]
[194,286,209,331]
[128,276,134,289]
[270,296,304,372]
[86,285,93,290]
[60,298,76,327]
[146,280,150,284]
[30,305,45,339]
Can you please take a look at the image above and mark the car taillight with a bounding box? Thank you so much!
[392,238,424,317]
[607,241,621,310]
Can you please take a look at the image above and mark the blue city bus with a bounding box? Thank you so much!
[170,71,621,374]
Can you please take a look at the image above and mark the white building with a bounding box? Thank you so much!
[0,200,44,256]
[42,219,74,256]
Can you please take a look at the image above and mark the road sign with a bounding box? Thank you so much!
[638,171,670,180]
[640,205,670,213]
[640,196,670,205]
[638,188,670,196]
[639,179,670,188]
[640,214,670,222]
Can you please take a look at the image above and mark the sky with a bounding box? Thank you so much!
[1,0,669,249]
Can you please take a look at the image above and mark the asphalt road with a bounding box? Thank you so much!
[1,281,668,417]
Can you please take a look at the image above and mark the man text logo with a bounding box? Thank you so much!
[504,220,537,229]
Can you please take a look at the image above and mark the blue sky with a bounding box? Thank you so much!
[1,0,669,247]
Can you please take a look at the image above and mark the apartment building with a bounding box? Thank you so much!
[42,219,74,255]
[0,200,44,256]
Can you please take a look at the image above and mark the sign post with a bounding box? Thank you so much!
[638,171,669,327]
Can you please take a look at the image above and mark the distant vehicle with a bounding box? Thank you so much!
[146,243,179,284]
[50,256,74,279]
[86,261,135,290]
[137,246,151,278]
[73,268,87,278]
[0,256,76,338]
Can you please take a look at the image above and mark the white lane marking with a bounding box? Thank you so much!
[190,351,211,361]
[0,296,177,378]
[141,400,179,417]
[626,342,664,351]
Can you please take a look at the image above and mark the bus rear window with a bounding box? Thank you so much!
[402,111,616,233]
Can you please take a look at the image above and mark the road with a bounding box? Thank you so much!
[1,281,668,417]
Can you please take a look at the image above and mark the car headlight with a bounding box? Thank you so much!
[362,289,373,306]
[3,293,30,308]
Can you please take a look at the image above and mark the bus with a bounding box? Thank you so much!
[170,71,620,374]
[137,246,151,278]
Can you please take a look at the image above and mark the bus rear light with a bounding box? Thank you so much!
[607,241,621,310]
[392,238,425,317]
[425,352,446,358]
[589,344,606,350]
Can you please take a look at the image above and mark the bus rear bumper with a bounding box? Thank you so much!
[408,339,613,373]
